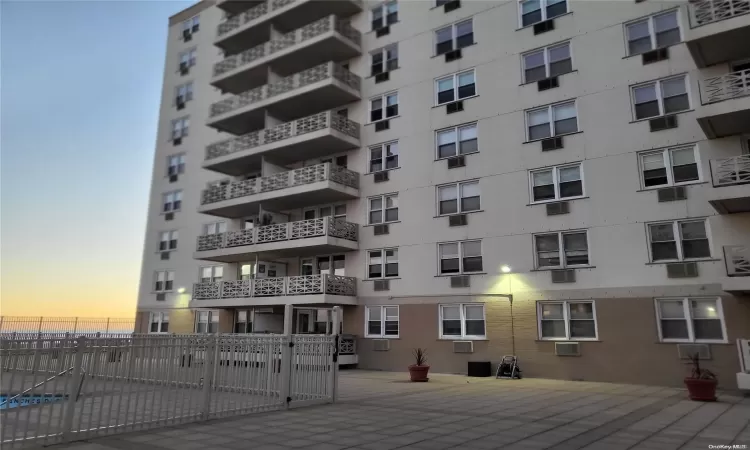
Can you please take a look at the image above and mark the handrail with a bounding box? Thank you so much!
[0,366,75,406]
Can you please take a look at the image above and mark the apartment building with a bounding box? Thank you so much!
[136,0,750,388]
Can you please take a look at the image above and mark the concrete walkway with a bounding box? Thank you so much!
[36,371,750,450]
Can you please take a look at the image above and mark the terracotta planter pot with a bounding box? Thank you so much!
[408,364,430,382]
[684,377,717,401]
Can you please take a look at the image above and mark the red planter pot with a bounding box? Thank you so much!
[408,364,430,382]
[684,377,717,401]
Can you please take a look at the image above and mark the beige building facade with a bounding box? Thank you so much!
[137,0,750,388]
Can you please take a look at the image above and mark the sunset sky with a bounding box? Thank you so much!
[1,0,192,317]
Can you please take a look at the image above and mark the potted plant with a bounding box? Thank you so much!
[684,353,717,402]
[408,348,430,382]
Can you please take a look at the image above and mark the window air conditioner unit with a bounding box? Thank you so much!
[642,47,669,65]
[373,224,389,235]
[537,76,559,91]
[444,0,461,13]
[649,115,678,132]
[375,72,390,83]
[533,19,555,35]
[165,212,174,221]
[179,62,189,75]
[182,29,192,41]
[657,186,687,202]
[677,344,711,360]
[176,99,186,110]
[160,252,170,261]
[173,137,182,146]
[447,156,465,169]
[375,120,390,132]
[666,262,699,278]
[374,171,389,183]
[551,269,576,283]
[449,214,468,226]
[374,279,390,291]
[555,342,580,356]
[375,25,390,37]
[156,293,166,301]
[541,136,563,151]
[453,341,474,353]
[169,174,179,183]
[445,48,462,62]
[450,275,470,287]
[546,201,570,215]
[446,100,464,114]
[373,339,390,351]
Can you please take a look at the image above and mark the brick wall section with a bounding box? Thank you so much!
[347,295,750,389]
[219,309,234,332]
[134,312,150,333]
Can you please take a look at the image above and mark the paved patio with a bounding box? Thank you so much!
[35,370,749,450]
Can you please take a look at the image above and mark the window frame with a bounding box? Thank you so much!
[638,145,701,189]
[204,221,227,235]
[436,180,481,216]
[371,44,399,76]
[365,305,400,338]
[171,116,190,140]
[162,190,183,213]
[154,270,175,293]
[159,230,179,251]
[521,41,573,84]
[434,19,474,55]
[654,297,727,343]
[368,193,399,225]
[439,303,486,339]
[536,300,598,341]
[630,75,691,121]
[178,48,197,68]
[435,69,477,106]
[518,0,569,28]
[234,309,253,333]
[200,265,224,283]
[149,312,170,334]
[533,230,590,269]
[369,92,399,123]
[367,248,399,279]
[195,310,220,334]
[182,15,200,33]
[175,82,194,104]
[435,123,479,160]
[624,10,682,57]
[371,0,398,30]
[528,162,585,204]
[525,100,579,142]
[437,240,483,275]
[369,141,399,173]
[167,153,185,176]
[646,219,712,263]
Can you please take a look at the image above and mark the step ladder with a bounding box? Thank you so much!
[495,355,521,379]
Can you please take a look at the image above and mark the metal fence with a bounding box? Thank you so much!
[0,332,338,448]
[0,316,136,335]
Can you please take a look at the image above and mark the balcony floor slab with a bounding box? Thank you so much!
[190,294,358,308]
[194,235,358,262]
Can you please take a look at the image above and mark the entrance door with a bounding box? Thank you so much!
[297,310,313,333]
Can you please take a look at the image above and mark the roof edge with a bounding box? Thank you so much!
[169,0,215,26]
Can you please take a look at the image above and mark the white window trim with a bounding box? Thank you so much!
[154,270,175,293]
[367,248,399,279]
[525,100,579,142]
[439,303,486,339]
[646,219,712,263]
[533,230,590,269]
[638,145,701,189]
[434,19,474,55]
[167,153,185,176]
[159,230,179,251]
[171,117,190,140]
[436,180,481,216]
[234,309,254,333]
[368,141,400,173]
[365,305,400,338]
[179,48,197,67]
[195,310,220,334]
[200,265,224,282]
[371,44,398,75]
[630,74,692,121]
[529,162,585,204]
[435,69,477,106]
[435,123,479,160]
[369,92,399,123]
[368,193,399,225]
[162,190,183,212]
[371,0,398,30]
[149,312,170,334]
[518,0,570,28]
[204,221,227,235]
[654,297,727,343]
[521,41,573,83]
[175,82,194,104]
[537,300,598,341]
[437,240,483,275]
[624,9,682,56]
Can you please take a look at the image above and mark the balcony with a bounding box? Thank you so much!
[212,15,361,95]
[722,246,750,294]
[195,217,358,262]
[215,0,363,54]
[686,0,750,67]
[192,275,357,307]
[204,110,360,176]
[708,155,750,213]
[198,163,359,218]
[697,69,750,138]
[207,62,360,135]
[216,0,263,16]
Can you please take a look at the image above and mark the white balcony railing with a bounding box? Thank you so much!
[205,110,359,160]
[689,0,750,27]
[200,163,359,206]
[725,246,750,276]
[711,154,750,186]
[213,15,360,78]
[193,274,357,299]
[700,69,750,104]
[216,0,295,38]
[209,62,360,119]
[197,217,358,251]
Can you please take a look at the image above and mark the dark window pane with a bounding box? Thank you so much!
[525,66,547,83]
[161,322,169,332]
[459,139,478,154]
[369,264,382,278]
[386,12,397,24]
[385,209,398,222]
[554,117,577,135]
[461,196,480,212]
[629,37,652,55]
[533,185,556,201]
[438,90,455,104]
[663,94,689,114]
[384,321,399,335]
[570,320,595,338]
[559,180,582,198]
[457,83,475,99]
[165,280,173,290]
[436,40,453,55]
[673,164,698,183]
[549,58,572,77]
[159,242,167,251]
[644,168,668,187]
[440,199,458,215]
[371,63,383,76]
[693,319,723,340]
[661,320,688,339]
[370,211,382,224]
[442,319,461,335]
[371,109,383,122]
[538,252,560,267]
[368,321,381,335]
[541,320,565,338]
[522,9,542,26]
[370,161,383,172]
[150,322,159,333]
[385,105,398,117]
[652,242,678,261]
[546,1,567,18]
[682,239,710,259]
[385,156,398,169]
[635,101,660,119]
[371,19,381,31]
[529,123,551,140]
[456,33,473,48]
[441,258,460,274]
[465,320,485,336]
[385,263,398,277]
[439,143,457,158]
[656,29,680,48]
[565,252,589,266]
[463,256,483,272]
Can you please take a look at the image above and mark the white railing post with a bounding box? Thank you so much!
[331,306,341,403]
[38,317,43,334]
[200,336,217,420]
[322,274,328,295]
[280,304,293,409]
[62,337,86,442]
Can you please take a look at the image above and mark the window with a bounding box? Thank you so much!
[440,304,485,338]
[534,231,589,268]
[179,49,197,68]
[439,240,482,274]
[149,312,169,333]
[436,123,478,159]
[526,101,578,141]
[162,190,182,212]
[538,301,597,340]
[371,44,398,76]
[437,181,480,215]
[200,265,224,283]
[656,298,726,342]
[530,163,583,203]
[235,310,253,333]
[204,221,227,235]
[632,76,689,120]
[368,194,398,224]
[370,141,399,172]
[159,230,178,251]
[183,15,199,34]
[154,271,174,292]
[626,11,680,56]
[366,306,399,338]
[370,92,398,122]
[647,219,710,262]
[520,0,567,27]
[167,154,185,176]
[175,82,193,104]
[639,146,700,188]
[368,248,399,278]
[435,69,476,105]
[435,19,473,55]
[195,310,219,334]
[172,117,189,140]
[523,42,572,83]
[372,0,397,30]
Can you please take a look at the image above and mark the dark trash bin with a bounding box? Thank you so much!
[467,361,492,377]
